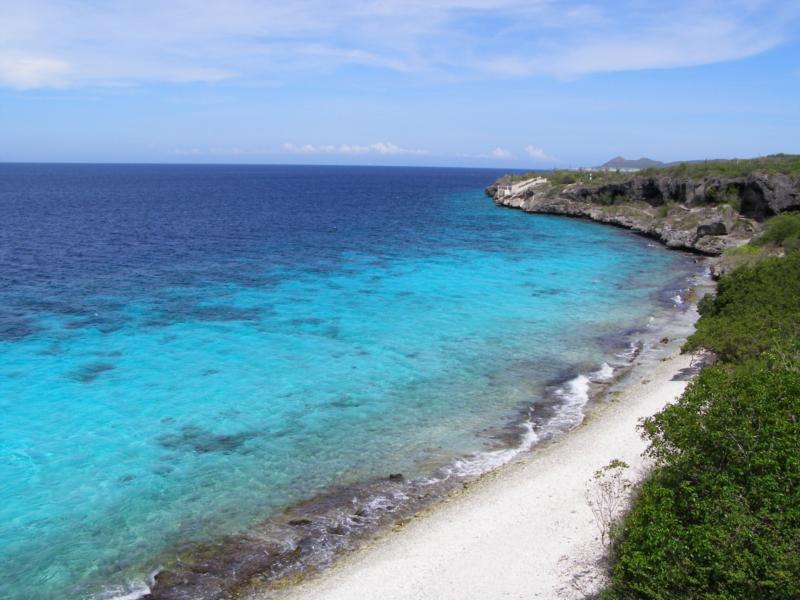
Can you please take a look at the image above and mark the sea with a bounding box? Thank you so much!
[0,164,700,599]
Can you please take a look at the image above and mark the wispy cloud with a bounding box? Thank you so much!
[457,147,515,160]
[282,142,430,156]
[480,13,785,77]
[525,145,553,161]
[0,54,71,89]
[0,1,796,89]
[491,147,513,159]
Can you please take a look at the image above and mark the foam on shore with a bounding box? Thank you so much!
[273,340,702,600]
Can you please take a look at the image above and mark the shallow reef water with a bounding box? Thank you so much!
[0,164,699,599]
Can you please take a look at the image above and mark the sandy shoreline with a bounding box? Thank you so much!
[257,335,700,599]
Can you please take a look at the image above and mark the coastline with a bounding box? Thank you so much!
[235,273,710,600]
[266,333,703,600]
[134,261,707,600]
[129,248,710,600]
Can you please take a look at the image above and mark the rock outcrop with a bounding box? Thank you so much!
[486,172,800,255]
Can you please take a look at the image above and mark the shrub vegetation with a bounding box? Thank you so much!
[683,253,800,362]
[507,154,800,190]
[640,154,800,179]
[602,251,800,599]
[753,211,800,251]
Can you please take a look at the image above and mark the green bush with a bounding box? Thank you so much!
[604,359,800,599]
[753,211,800,250]
[716,243,773,273]
[640,154,800,179]
[603,253,800,598]
[683,253,800,362]
[595,191,618,206]
[506,156,800,199]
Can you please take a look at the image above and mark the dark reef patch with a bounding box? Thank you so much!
[145,302,263,327]
[527,286,565,297]
[182,305,262,323]
[0,315,40,341]
[38,345,64,356]
[322,326,340,339]
[325,395,361,409]
[21,299,88,317]
[288,317,325,327]
[156,425,259,454]
[64,314,126,334]
[70,362,116,383]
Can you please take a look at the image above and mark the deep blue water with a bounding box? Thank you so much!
[0,164,696,599]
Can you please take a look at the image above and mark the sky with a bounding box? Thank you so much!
[1,0,799,167]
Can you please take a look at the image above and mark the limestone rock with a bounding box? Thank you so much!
[485,172,795,256]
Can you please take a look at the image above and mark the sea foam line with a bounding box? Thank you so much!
[444,361,616,479]
[94,569,159,600]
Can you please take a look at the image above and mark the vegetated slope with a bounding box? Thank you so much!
[602,251,800,599]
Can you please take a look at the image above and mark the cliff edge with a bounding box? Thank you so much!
[486,156,800,256]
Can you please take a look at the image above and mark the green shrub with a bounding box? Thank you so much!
[640,154,800,179]
[683,253,800,362]
[656,202,674,219]
[553,172,577,185]
[753,211,800,249]
[603,253,800,599]
[604,359,800,599]
[716,243,772,272]
[595,191,617,206]
[507,155,800,192]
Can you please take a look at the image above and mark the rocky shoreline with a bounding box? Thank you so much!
[135,281,700,600]
[486,172,799,258]
[269,308,707,600]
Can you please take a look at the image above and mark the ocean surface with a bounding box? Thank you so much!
[0,164,698,599]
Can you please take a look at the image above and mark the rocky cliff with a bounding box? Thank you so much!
[486,172,800,255]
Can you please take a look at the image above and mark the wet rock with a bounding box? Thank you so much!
[288,518,313,526]
[388,473,404,481]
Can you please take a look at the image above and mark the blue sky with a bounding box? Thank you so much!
[1,0,799,167]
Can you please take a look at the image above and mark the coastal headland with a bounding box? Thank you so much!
[486,155,800,261]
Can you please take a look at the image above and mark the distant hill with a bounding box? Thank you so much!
[599,156,665,170]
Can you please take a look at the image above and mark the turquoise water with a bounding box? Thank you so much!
[0,165,696,599]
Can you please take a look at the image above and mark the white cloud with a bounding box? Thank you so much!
[0,54,70,89]
[490,32,778,78]
[456,147,519,160]
[282,142,429,156]
[0,1,796,89]
[525,145,552,161]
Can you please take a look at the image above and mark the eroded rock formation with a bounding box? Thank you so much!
[486,172,800,255]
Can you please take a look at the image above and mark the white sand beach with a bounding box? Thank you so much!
[272,350,696,600]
